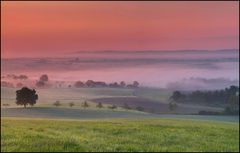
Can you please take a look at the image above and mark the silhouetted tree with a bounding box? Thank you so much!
[74,81,85,88]
[133,81,139,88]
[170,91,186,103]
[136,106,144,111]
[82,101,89,109]
[40,74,48,82]
[86,80,95,87]
[120,81,126,87]
[16,87,38,108]
[53,100,61,107]
[69,102,74,107]
[122,103,131,110]
[109,82,120,88]
[108,104,117,110]
[96,102,103,109]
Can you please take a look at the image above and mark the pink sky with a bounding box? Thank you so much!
[1,1,239,58]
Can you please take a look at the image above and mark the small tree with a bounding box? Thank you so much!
[120,81,126,87]
[136,106,144,111]
[108,104,117,110]
[122,103,131,110]
[133,81,139,88]
[16,87,38,108]
[82,101,89,109]
[53,100,61,107]
[40,74,49,82]
[96,102,103,109]
[69,102,74,107]
[170,91,186,103]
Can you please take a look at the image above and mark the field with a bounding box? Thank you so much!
[1,87,223,114]
[1,118,239,152]
[1,86,239,152]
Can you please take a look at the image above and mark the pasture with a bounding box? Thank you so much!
[1,117,239,152]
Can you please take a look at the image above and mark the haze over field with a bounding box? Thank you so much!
[1,49,239,89]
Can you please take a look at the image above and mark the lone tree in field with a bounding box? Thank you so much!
[96,102,103,109]
[82,101,89,109]
[122,103,131,110]
[69,102,74,107]
[16,87,38,108]
[53,100,61,107]
[108,104,117,110]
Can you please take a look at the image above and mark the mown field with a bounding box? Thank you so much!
[1,117,239,152]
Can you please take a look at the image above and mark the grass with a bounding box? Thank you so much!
[1,87,135,106]
[1,117,239,152]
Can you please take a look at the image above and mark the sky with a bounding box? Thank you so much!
[1,1,239,58]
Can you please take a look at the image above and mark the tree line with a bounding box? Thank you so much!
[170,85,239,115]
[74,80,139,88]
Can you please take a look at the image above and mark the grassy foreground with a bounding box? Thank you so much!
[1,117,239,152]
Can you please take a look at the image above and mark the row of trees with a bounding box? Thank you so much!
[74,80,139,88]
[170,85,239,115]
[52,100,144,111]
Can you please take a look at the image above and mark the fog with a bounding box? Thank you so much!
[1,49,239,90]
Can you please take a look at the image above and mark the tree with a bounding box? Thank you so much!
[169,102,177,111]
[16,87,38,108]
[120,81,126,87]
[86,80,95,87]
[53,100,61,107]
[82,101,89,109]
[170,91,186,103]
[74,81,85,88]
[69,102,74,107]
[40,74,48,82]
[136,106,144,111]
[96,102,103,109]
[122,103,131,110]
[133,81,139,88]
[108,104,117,110]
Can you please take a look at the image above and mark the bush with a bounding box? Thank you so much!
[96,102,103,109]
[82,101,89,108]
[136,106,144,111]
[53,101,61,107]
[108,104,117,110]
[69,102,74,107]
[122,103,131,110]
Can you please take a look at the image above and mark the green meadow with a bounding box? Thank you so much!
[1,117,239,152]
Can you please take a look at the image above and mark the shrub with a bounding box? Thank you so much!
[96,102,103,109]
[82,101,89,108]
[53,101,61,107]
[69,102,74,107]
